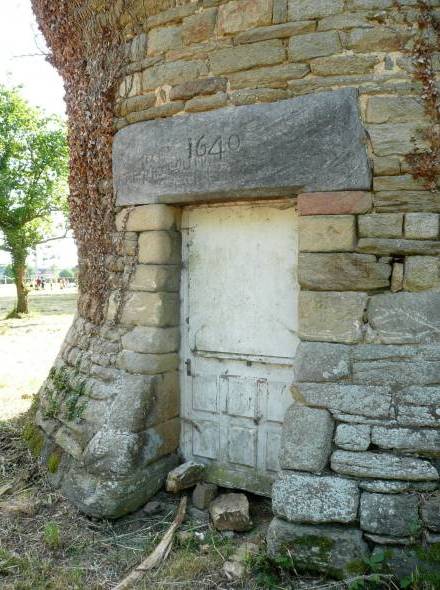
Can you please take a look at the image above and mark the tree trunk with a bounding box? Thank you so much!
[12,257,29,315]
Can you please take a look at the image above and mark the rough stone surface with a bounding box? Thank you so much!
[299,215,356,252]
[311,55,379,76]
[228,62,309,89]
[360,492,420,536]
[360,480,410,494]
[235,21,315,44]
[371,426,440,453]
[121,326,179,353]
[114,89,371,206]
[116,204,177,231]
[299,291,367,344]
[288,0,343,19]
[129,265,179,292]
[421,494,440,532]
[142,60,207,91]
[289,32,342,61]
[298,253,391,291]
[217,0,273,34]
[335,424,371,451]
[405,213,439,239]
[192,482,218,510]
[267,518,369,576]
[294,342,351,382]
[166,461,205,492]
[298,191,372,215]
[116,350,178,374]
[331,450,439,481]
[358,213,403,238]
[147,26,182,56]
[210,493,252,532]
[210,40,285,75]
[295,383,392,419]
[279,404,334,472]
[182,8,217,44]
[138,231,180,264]
[120,292,179,327]
[273,472,359,523]
[368,292,440,344]
[404,256,440,292]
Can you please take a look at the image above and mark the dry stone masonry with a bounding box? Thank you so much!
[32,0,440,580]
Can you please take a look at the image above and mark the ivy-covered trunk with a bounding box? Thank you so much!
[12,254,29,315]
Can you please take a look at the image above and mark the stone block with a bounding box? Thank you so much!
[141,418,180,465]
[118,93,157,117]
[358,238,440,257]
[217,0,272,34]
[129,265,180,292]
[353,345,440,388]
[210,493,252,531]
[138,231,180,264]
[294,342,351,382]
[331,450,439,481]
[83,429,141,477]
[142,60,207,91]
[288,0,343,20]
[391,262,404,292]
[358,213,403,238]
[267,519,369,576]
[299,291,367,344]
[405,213,439,239]
[298,191,372,215]
[62,454,179,519]
[371,426,440,454]
[347,27,409,52]
[404,256,440,291]
[143,371,179,428]
[273,472,359,523]
[373,155,401,176]
[120,292,179,327]
[360,493,420,537]
[116,350,178,374]
[235,21,315,44]
[299,215,356,251]
[368,292,440,344]
[295,383,392,419]
[298,253,391,291]
[192,482,218,510]
[228,62,310,89]
[121,326,179,354]
[169,77,227,101]
[147,25,182,55]
[210,40,285,75]
[311,54,379,76]
[279,404,334,472]
[273,0,288,23]
[147,5,196,28]
[185,92,227,112]
[116,204,178,232]
[366,96,426,124]
[318,12,374,30]
[360,480,410,494]
[421,494,440,532]
[230,88,288,106]
[289,31,341,61]
[375,188,440,212]
[182,8,217,44]
[114,89,371,206]
[373,175,426,192]
[368,123,427,156]
[335,424,370,451]
[166,461,205,492]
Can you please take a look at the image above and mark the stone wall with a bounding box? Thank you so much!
[34,0,440,574]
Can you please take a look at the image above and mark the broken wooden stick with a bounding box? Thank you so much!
[113,495,188,590]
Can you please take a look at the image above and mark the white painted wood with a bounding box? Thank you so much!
[180,201,299,496]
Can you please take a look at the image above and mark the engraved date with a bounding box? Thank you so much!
[187,134,240,160]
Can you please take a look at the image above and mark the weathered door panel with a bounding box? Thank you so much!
[180,202,299,496]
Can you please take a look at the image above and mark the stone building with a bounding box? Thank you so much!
[32,0,440,579]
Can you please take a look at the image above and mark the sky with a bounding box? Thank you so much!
[0,1,77,269]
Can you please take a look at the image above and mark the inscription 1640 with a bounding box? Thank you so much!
[113,89,371,206]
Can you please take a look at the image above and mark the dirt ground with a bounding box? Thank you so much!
[0,285,77,420]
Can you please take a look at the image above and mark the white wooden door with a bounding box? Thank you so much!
[180,201,299,496]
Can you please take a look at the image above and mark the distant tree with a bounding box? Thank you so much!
[0,86,68,314]
[59,268,74,279]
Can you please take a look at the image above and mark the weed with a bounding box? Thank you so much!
[43,522,62,551]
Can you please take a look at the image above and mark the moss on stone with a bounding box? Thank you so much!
[47,449,63,474]
[22,423,44,457]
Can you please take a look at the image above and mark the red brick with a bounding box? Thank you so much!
[298,192,373,216]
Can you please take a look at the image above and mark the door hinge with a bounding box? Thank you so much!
[185,359,192,376]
